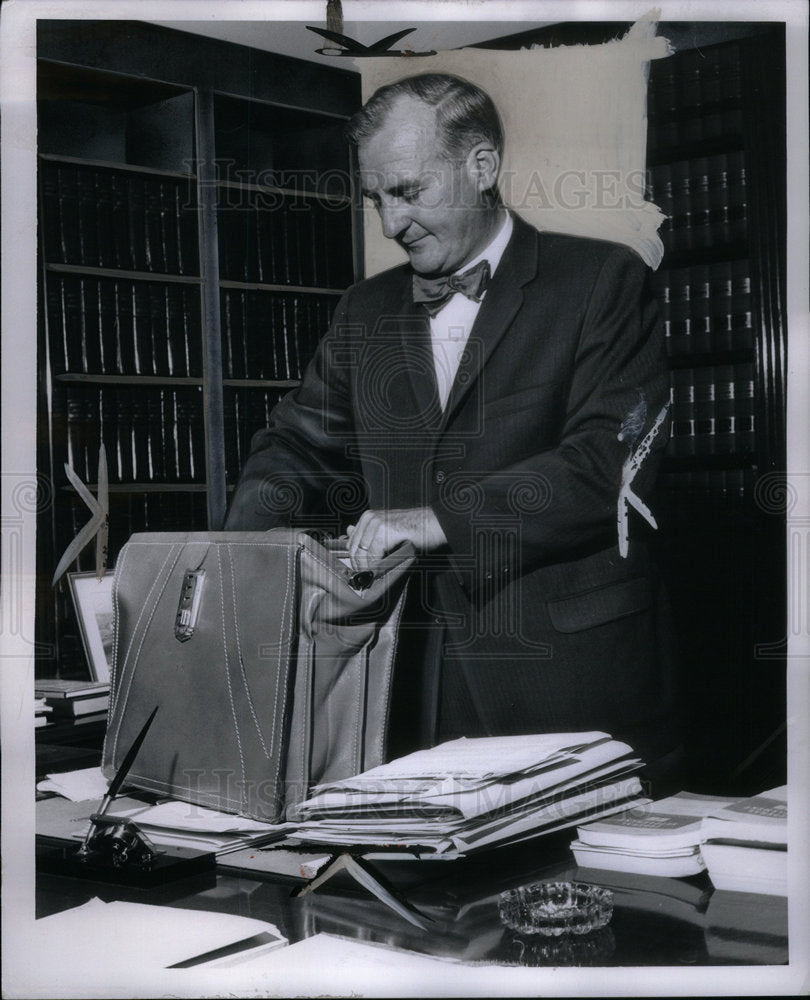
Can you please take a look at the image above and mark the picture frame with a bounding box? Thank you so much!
[67,571,114,684]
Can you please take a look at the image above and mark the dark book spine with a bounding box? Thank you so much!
[257,196,275,285]
[669,369,696,458]
[41,164,62,263]
[188,389,205,482]
[159,181,179,274]
[711,262,734,353]
[131,284,150,375]
[146,391,167,482]
[144,180,164,273]
[130,392,150,482]
[94,170,115,269]
[76,168,100,267]
[713,363,736,455]
[56,165,80,264]
[708,154,731,247]
[735,364,756,455]
[163,284,178,377]
[694,366,716,455]
[690,265,712,354]
[669,268,691,357]
[182,285,203,377]
[148,282,169,376]
[115,387,135,482]
[173,392,193,482]
[109,172,132,271]
[113,281,135,374]
[88,278,106,374]
[731,260,753,351]
[164,389,181,482]
[128,177,148,273]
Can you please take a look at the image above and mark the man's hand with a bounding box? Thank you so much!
[346,507,447,572]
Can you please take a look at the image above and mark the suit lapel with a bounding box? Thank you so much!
[441,217,539,425]
[391,277,444,433]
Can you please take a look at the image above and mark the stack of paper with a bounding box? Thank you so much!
[570,791,741,877]
[699,786,788,894]
[289,732,646,858]
[36,767,291,856]
[35,679,110,718]
[30,898,287,971]
[34,697,53,728]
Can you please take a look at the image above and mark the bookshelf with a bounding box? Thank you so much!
[646,36,786,521]
[644,30,787,792]
[36,21,361,676]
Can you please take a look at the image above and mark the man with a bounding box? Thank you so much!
[227,73,683,782]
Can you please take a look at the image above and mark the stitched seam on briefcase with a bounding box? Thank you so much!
[111,543,183,767]
[375,586,409,766]
[226,542,295,765]
[217,544,247,806]
[228,549,271,760]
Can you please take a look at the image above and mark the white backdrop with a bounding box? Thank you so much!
[355,15,670,275]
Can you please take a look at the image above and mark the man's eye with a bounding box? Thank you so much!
[402,189,421,204]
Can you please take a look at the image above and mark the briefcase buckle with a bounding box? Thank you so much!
[175,569,205,642]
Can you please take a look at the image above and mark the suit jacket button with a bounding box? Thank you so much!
[434,470,446,484]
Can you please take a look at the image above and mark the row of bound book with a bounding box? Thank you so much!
[648,43,742,154]
[668,363,756,458]
[41,160,199,275]
[223,387,292,482]
[650,42,742,123]
[649,151,748,255]
[47,274,203,378]
[217,186,354,289]
[653,259,754,357]
[221,290,336,381]
[63,385,206,485]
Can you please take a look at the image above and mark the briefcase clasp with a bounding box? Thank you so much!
[175,569,205,641]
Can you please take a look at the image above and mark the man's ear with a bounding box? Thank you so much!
[465,142,500,192]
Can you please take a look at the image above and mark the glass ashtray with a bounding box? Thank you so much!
[498,881,614,938]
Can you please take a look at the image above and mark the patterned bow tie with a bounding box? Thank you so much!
[412,260,491,317]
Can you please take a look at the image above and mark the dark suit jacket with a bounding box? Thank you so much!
[227,216,683,765]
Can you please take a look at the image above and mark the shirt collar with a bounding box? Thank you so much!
[454,210,513,279]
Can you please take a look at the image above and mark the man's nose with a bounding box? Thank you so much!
[379,201,410,240]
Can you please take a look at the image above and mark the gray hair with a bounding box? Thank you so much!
[346,72,504,162]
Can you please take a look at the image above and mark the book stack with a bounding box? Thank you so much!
[46,275,203,378]
[570,791,741,877]
[35,679,110,722]
[652,260,753,359]
[289,732,647,859]
[650,151,747,257]
[40,161,199,275]
[64,384,207,485]
[220,290,336,382]
[34,697,53,729]
[668,363,756,460]
[699,786,788,895]
[216,186,353,289]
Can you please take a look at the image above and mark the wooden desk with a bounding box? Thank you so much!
[35,828,788,968]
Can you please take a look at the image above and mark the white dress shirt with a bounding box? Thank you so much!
[429,211,514,410]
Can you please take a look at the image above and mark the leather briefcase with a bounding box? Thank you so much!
[102,530,414,821]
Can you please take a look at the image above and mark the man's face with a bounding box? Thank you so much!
[358,96,494,277]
